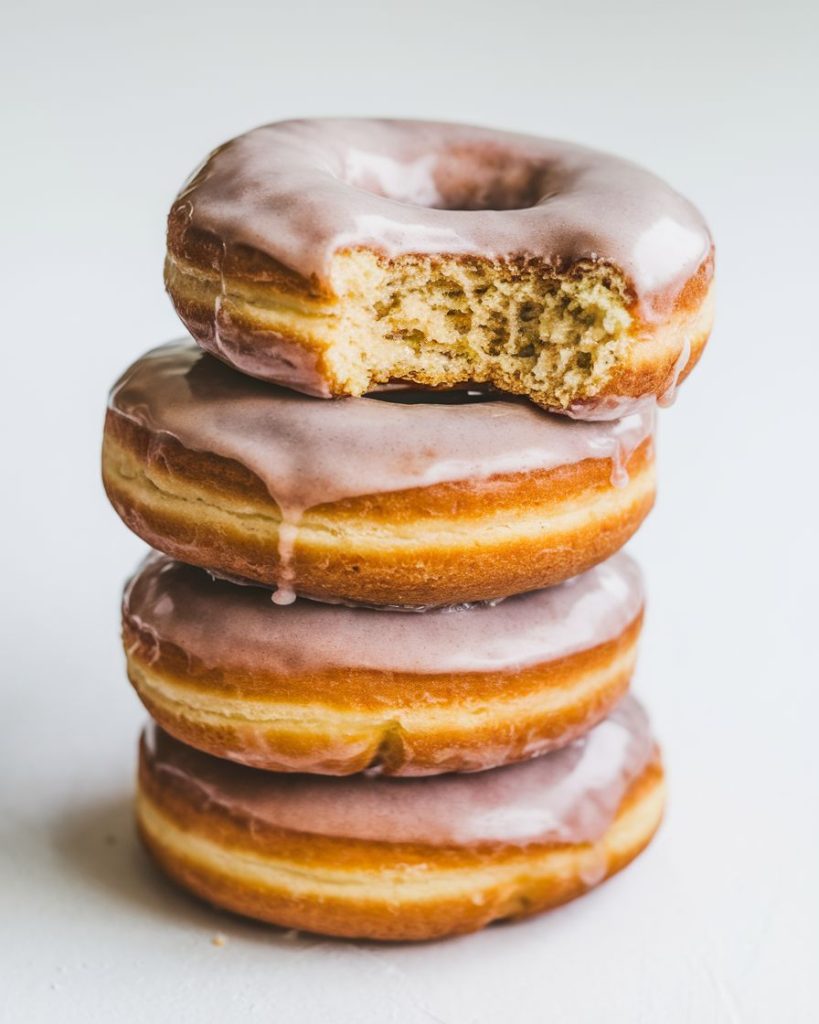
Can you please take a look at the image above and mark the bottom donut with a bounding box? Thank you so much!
[137,697,665,942]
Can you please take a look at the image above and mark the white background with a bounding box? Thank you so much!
[3,0,818,1020]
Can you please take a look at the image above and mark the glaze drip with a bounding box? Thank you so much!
[109,343,654,601]
[124,551,643,676]
[143,696,655,846]
[657,336,692,409]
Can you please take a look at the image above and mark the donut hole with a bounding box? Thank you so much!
[432,145,553,211]
[370,384,500,406]
[342,144,553,212]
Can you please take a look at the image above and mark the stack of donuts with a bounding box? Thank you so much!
[102,119,714,941]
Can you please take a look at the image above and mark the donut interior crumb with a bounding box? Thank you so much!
[327,251,634,406]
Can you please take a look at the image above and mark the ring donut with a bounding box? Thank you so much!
[165,118,714,417]
[137,697,664,941]
[102,343,656,607]
[123,552,644,776]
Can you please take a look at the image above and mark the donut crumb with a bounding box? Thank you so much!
[327,251,634,408]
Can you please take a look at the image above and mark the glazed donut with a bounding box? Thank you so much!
[102,343,656,607]
[122,552,644,776]
[137,698,664,941]
[165,118,714,417]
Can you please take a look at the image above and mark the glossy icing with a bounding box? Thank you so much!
[143,696,655,846]
[123,551,643,675]
[170,118,712,318]
[109,343,654,602]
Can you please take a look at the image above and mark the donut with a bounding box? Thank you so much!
[102,342,656,607]
[136,697,664,941]
[164,118,714,417]
[122,551,644,776]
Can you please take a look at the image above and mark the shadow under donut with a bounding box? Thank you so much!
[50,793,329,950]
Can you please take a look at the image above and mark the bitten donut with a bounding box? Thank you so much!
[102,343,656,607]
[137,698,664,941]
[123,552,644,776]
[165,118,714,417]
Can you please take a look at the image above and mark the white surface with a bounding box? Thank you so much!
[3,0,818,1020]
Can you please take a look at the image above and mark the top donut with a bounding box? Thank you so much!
[165,118,714,417]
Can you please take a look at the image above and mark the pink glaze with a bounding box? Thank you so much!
[171,118,711,321]
[124,551,643,676]
[109,343,654,603]
[108,343,654,509]
[143,696,655,846]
